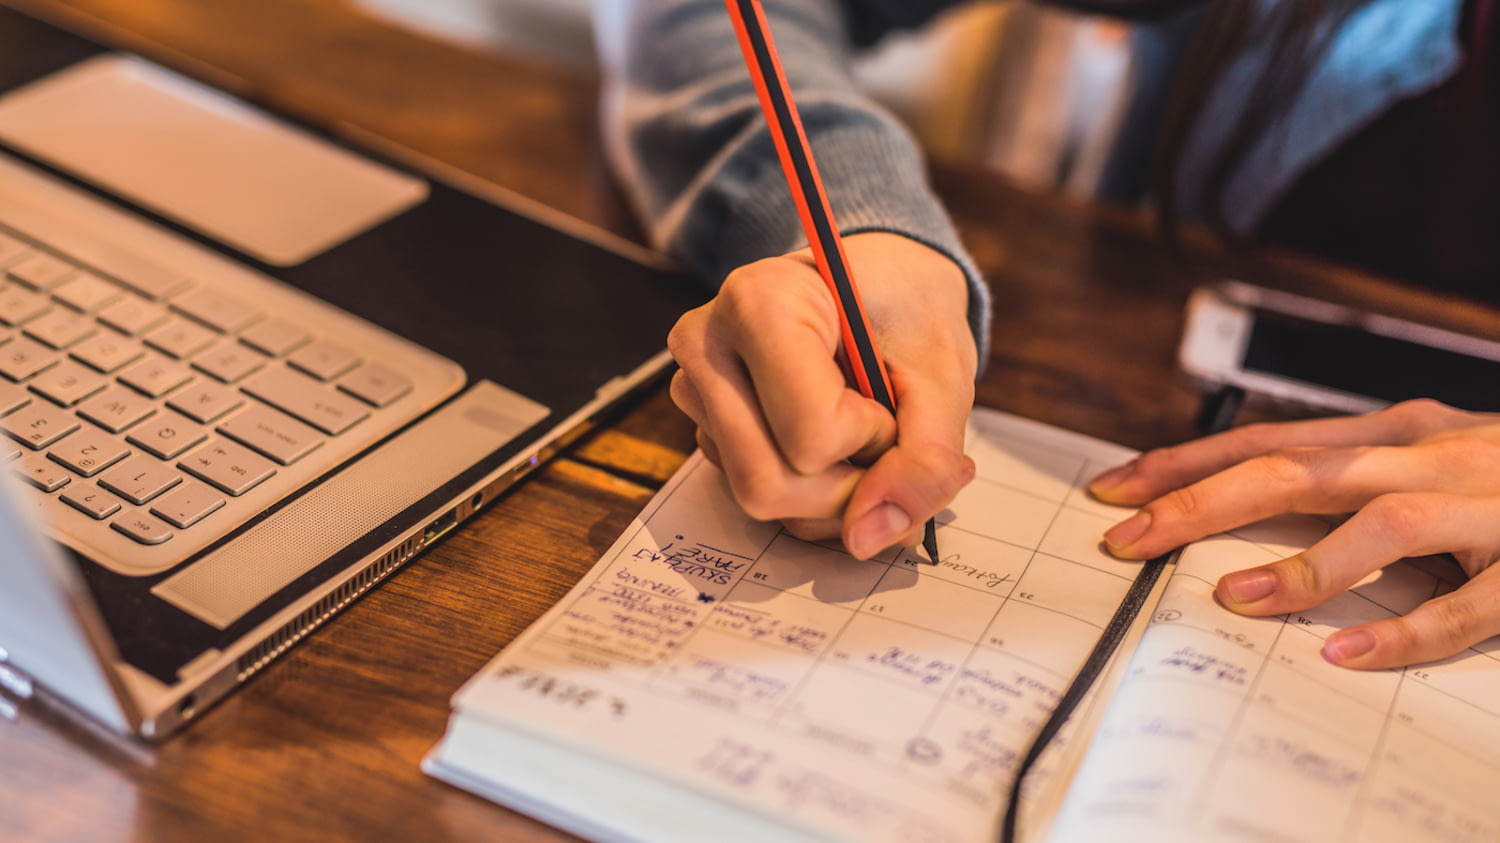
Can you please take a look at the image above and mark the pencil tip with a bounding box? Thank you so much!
[921,519,941,565]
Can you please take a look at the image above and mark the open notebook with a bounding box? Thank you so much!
[423,408,1500,842]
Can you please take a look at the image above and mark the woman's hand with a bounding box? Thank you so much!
[1090,399,1500,669]
[667,232,978,559]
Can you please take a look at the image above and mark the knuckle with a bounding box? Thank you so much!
[723,258,780,289]
[694,428,720,461]
[706,275,772,337]
[731,467,786,521]
[1424,595,1486,653]
[1253,447,1316,487]
[721,259,807,314]
[668,369,694,405]
[1382,398,1465,434]
[780,421,844,474]
[903,442,970,496]
[1382,614,1425,656]
[666,312,705,361]
[1360,493,1435,551]
[1151,484,1204,522]
[717,262,837,346]
[1279,554,1330,602]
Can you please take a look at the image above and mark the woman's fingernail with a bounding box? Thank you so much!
[847,503,911,559]
[1322,629,1377,665]
[1104,511,1151,551]
[1089,460,1137,497]
[1220,569,1278,605]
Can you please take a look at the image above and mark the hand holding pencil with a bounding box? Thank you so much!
[663,0,978,559]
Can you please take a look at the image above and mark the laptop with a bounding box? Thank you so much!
[0,4,703,739]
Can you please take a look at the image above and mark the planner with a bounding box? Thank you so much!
[423,408,1500,842]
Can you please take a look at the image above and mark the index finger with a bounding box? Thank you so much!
[1102,442,1427,560]
[717,260,896,473]
[1091,399,1484,506]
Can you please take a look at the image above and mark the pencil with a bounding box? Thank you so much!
[722,0,942,565]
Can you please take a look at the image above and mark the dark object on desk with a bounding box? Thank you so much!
[1180,280,1500,416]
[1195,384,1246,433]
[0,2,701,740]
[722,0,942,564]
[1002,392,1243,843]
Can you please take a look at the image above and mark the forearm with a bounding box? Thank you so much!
[595,0,990,356]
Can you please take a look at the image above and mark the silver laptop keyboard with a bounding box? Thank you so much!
[0,219,463,577]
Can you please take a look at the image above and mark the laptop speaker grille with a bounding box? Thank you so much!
[235,534,425,682]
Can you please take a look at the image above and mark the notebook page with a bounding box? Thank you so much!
[1047,523,1500,842]
[442,408,1144,843]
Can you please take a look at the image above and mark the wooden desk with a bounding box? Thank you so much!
[4,2,1498,841]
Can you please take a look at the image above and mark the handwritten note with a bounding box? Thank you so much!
[1048,524,1500,842]
[431,408,1500,843]
[445,410,1144,842]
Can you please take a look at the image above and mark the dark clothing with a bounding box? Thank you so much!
[1262,0,1498,297]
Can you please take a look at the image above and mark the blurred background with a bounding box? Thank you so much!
[355,0,1198,205]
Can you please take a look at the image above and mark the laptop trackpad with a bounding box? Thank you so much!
[0,54,427,266]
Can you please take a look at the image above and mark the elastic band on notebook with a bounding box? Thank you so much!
[1001,404,1240,842]
[999,551,1171,842]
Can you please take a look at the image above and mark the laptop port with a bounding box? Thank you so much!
[423,509,458,545]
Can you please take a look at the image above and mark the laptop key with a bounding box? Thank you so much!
[14,452,71,492]
[30,360,109,407]
[6,252,76,291]
[110,510,174,545]
[166,379,244,424]
[126,410,207,460]
[218,403,324,465]
[99,455,183,504]
[98,295,169,336]
[61,485,124,520]
[70,331,145,374]
[0,231,33,268]
[25,307,98,349]
[242,366,369,434]
[52,271,123,313]
[288,339,360,381]
[118,355,193,397]
[48,428,131,477]
[193,340,266,384]
[2,402,79,449]
[149,481,226,529]
[0,336,59,380]
[172,288,262,333]
[77,386,157,433]
[179,439,276,496]
[144,315,218,359]
[338,363,412,407]
[0,285,51,326]
[0,379,31,415]
[239,318,310,357]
